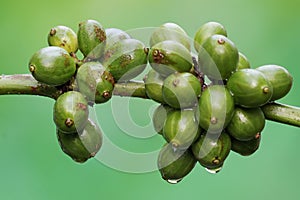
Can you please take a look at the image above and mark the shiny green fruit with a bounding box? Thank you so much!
[76,62,115,104]
[237,52,250,70]
[78,19,106,59]
[162,72,201,109]
[53,91,89,133]
[227,107,265,141]
[29,46,76,86]
[152,104,173,135]
[256,65,293,101]
[105,28,131,47]
[192,132,231,170]
[196,85,234,133]
[48,25,78,53]
[231,133,261,156]
[150,22,191,51]
[194,21,227,52]
[227,69,273,108]
[157,143,196,183]
[198,34,238,80]
[148,40,193,77]
[163,109,201,150]
[57,119,103,163]
[144,69,166,104]
[101,38,148,82]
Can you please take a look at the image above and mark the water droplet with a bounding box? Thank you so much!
[205,166,222,174]
[166,178,182,184]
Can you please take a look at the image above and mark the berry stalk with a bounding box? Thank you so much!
[0,74,62,99]
[261,102,300,127]
[0,73,299,127]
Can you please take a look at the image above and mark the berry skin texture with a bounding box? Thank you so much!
[194,21,227,52]
[57,119,103,163]
[76,62,115,104]
[192,132,231,170]
[28,46,76,86]
[53,91,89,133]
[227,107,265,141]
[78,19,106,59]
[144,69,166,104]
[148,40,193,77]
[162,72,201,109]
[150,22,191,51]
[163,109,201,150]
[227,69,273,108]
[198,34,238,80]
[230,133,261,156]
[48,25,78,53]
[105,28,131,48]
[236,52,251,70]
[196,85,235,134]
[101,39,148,82]
[256,65,293,101]
[157,143,196,182]
[152,104,173,135]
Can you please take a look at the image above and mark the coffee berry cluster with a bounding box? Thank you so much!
[27,20,293,183]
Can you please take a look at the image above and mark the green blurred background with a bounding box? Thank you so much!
[0,0,300,199]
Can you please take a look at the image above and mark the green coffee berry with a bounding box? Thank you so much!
[227,107,265,141]
[237,52,251,70]
[162,72,201,109]
[53,91,89,133]
[256,65,293,101]
[163,109,201,150]
[150,22,191,51]
[57,119,103,163]
[198,34,238,80]
[76,62,115,104]
[148,40,193,77]
[144,69,166,104]
[101,38,148,82]
[231,133,261,156]
[192,132,231,170]
[48,25,78,53]
[28,46,76,86]
[78,19,106,59]
[105,28,131,48]
[152,104,173,135]
[227,69,273,108]
[196,85,234,133]
[194,21,227,52]
[157,143,196,183]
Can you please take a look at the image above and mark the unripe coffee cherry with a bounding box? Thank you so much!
[57,119,103,163]
[157,143,196,183]
[227,69,273,108]
[194,21,227,52]
[48,25,78,53]
[29,46,76,86]
[149,41,192,77]
[78,19,106,59]
[150,22,191,51]
[53,91,89,133]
